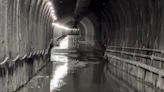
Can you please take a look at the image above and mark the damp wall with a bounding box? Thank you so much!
[0,0,53,64]
[89,0,164,89]
[62,0,164,89]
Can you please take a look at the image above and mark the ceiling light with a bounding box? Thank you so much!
[51,10,55,13]
[53,16,57,20]
[47,2,52,6]
[50,6,54,10]
[52,23,71,30]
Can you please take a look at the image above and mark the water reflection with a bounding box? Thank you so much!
[15,35,163,92]
[51,55,68,63]
[50,62,68,91]
[58,36,69,49]
[49,35,163,92]
[50,36,70,91]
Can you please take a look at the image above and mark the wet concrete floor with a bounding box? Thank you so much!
[16,35,163,92]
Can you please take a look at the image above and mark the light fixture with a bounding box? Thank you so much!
[51,10,55,13]
[50,6,54,10]
[50,13,57,20]
[51,13,54,16]
[53,16,57,20]
[47,1,52,6]
[51,13,56,19]
[52,23,71,30]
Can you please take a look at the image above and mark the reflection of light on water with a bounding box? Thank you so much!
[51,55,68,62]
[50,63,68,91]
[59,36,69,49]
[50,36,71,91]
[50,55,68,92]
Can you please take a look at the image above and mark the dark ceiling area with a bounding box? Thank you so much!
[53,0,77,19]
[53,0,92,21]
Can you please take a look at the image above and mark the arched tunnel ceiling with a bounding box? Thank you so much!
[87,0,164,49]
[53,0,77,19]
[53,0,164,49]
[52,0,91,24]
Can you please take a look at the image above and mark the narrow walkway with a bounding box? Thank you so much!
[18,35,162,92]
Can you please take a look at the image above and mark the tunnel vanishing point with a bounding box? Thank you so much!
[0,0,164,91]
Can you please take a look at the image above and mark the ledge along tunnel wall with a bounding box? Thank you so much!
[86,0,164,89]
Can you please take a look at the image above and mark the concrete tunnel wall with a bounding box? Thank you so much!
[0,0,54,63]
[0,0,56,91]
[88,0,164,89]
[96,0,164,49]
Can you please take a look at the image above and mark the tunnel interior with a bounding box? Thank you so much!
[53,0,164,50]
[0,0,164,91]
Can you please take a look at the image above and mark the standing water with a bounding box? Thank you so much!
[14,35,163,92]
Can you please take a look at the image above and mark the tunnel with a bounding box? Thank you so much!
[0,0,164,92]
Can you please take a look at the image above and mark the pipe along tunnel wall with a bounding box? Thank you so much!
[87,0,164,90]
[0,0,54,91]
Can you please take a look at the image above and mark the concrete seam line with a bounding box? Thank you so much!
[21,54,27,60]
[45,49,49,55]
[39,50,41,55]
[42,50,45,54]
[0,40,52,65]
[28,52,33,58]
[41,50,43,54]
[37,51,39,55]
[44,50,47,55]
[42,50,44,54]
[33,51,36,56]
[37,51,40,55]
[0,57,9,65]
[39,50,42,54]
[12,55,20,62]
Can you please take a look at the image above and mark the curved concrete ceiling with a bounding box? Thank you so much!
[53,0,76,19]
[51,0,164,50]
[53,0,91,24]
